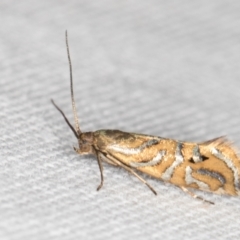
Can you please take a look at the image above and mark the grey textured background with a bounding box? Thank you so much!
[1,1,240,239]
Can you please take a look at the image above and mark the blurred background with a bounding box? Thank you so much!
[1,1,240,239]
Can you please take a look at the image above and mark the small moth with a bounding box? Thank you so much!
[52,31,240,204]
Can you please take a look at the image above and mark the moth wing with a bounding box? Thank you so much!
[199,135,239,158]
[200,136,228,146]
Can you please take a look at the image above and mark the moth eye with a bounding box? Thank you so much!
[80,138,88,144]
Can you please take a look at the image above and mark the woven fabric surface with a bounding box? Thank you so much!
[1,1,240,239]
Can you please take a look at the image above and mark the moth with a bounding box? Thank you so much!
[52,31,240,204]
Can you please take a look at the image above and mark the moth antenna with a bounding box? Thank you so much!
[65,30,81,135]
[51,99,79,139]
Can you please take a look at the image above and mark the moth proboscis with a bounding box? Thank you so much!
[52,31,240,205]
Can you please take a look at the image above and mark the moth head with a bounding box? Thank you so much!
[76,132,95,154]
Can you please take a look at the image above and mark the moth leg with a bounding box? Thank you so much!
[96,152,104,191]
[107,154,157,195]
[74,147,105,191]
[180,186,214,205]
[99,153,118,166]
